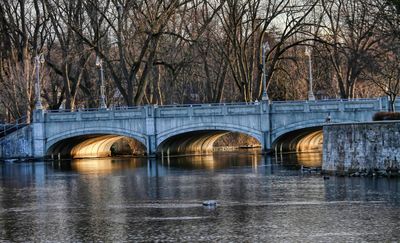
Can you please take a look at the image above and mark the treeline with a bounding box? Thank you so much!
[1,0,400,122]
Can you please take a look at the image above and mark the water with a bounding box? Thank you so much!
[1,152,400,242]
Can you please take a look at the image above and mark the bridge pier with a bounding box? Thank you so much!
[262,131,271,153]
[32,109,46,159]
[146,106,157,157]
[146,135,157,157]
[260,101,272,153]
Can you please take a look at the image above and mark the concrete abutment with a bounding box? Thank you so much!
[323,122,400,175]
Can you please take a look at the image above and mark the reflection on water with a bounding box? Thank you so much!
[275,151,323,168]
[52,151,320,174]
[161,152,262,170]
[296,151,322,167]
[50,152,263,174]
[0,152,400,242]
[64,157,147,174]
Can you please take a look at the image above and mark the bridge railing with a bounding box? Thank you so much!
[0,116,29,141]
[44,97,385,113]
[45,106,148,122]
[46,106,146,113]
[395,99,400,111]
[272,97,381,104]
[44,101,264,121]
[45,101,261,113]
[156,101,260,108]
[155,101,263,117]
[271,97,385,113]
[42,97,389,121]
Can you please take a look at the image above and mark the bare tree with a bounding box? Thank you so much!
[319,0,384,99]
[0,0,49,121]
[43,0,94,110]
[367,50,400,111]
[218,0,318,102]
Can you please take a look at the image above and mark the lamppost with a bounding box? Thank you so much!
[305,46,315,101]
[96,56,107,109]
[35,54,45,110]
[262,42,270,101]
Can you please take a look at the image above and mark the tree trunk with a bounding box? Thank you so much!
[134,35,161,105]
[389,95,396,112]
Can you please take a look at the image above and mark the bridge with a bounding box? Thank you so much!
[0,97,392,159]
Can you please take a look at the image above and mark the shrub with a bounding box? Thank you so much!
[373,112,400,121]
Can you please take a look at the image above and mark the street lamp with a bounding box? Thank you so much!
[305,46,315,101]
[96,56,107,109]
[262,42,270,101]
[35,54,45,110]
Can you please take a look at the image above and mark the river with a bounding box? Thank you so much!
[1,152,400,242]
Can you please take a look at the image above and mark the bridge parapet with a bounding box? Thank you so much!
[395,100,400,111]
[43,102,264,121]
[45,107,146,122]
[154,102,263,118]
[271,98,385,113]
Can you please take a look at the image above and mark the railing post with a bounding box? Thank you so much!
[339,100,345,112]
[33,109,45,123]
[304,102,310,112]
[379,96,389,111]
[188,105,194,117]
[76,111,82,121]
[222,103,228,115]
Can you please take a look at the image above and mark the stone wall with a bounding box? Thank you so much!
[0,126,32,160]
[323,122,400,174]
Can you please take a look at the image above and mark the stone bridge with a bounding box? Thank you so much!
[0,97,391,159]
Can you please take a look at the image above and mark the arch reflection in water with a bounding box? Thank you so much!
[276,152,322,168]
[295,151,322,167]
[51,152,263,175]
[51,157,148,174]
[162,152,262,170]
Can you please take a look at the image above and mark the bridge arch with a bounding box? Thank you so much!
[271,119,359,153]
[272,126,323,153]
[46,127,147,158]
[156,123,263,155]
[271,119,327,141]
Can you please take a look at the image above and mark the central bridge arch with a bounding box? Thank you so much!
[156,124,263,155]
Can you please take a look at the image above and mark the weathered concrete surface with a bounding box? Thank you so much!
[0,126,32,160]
[323,122,400,174]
